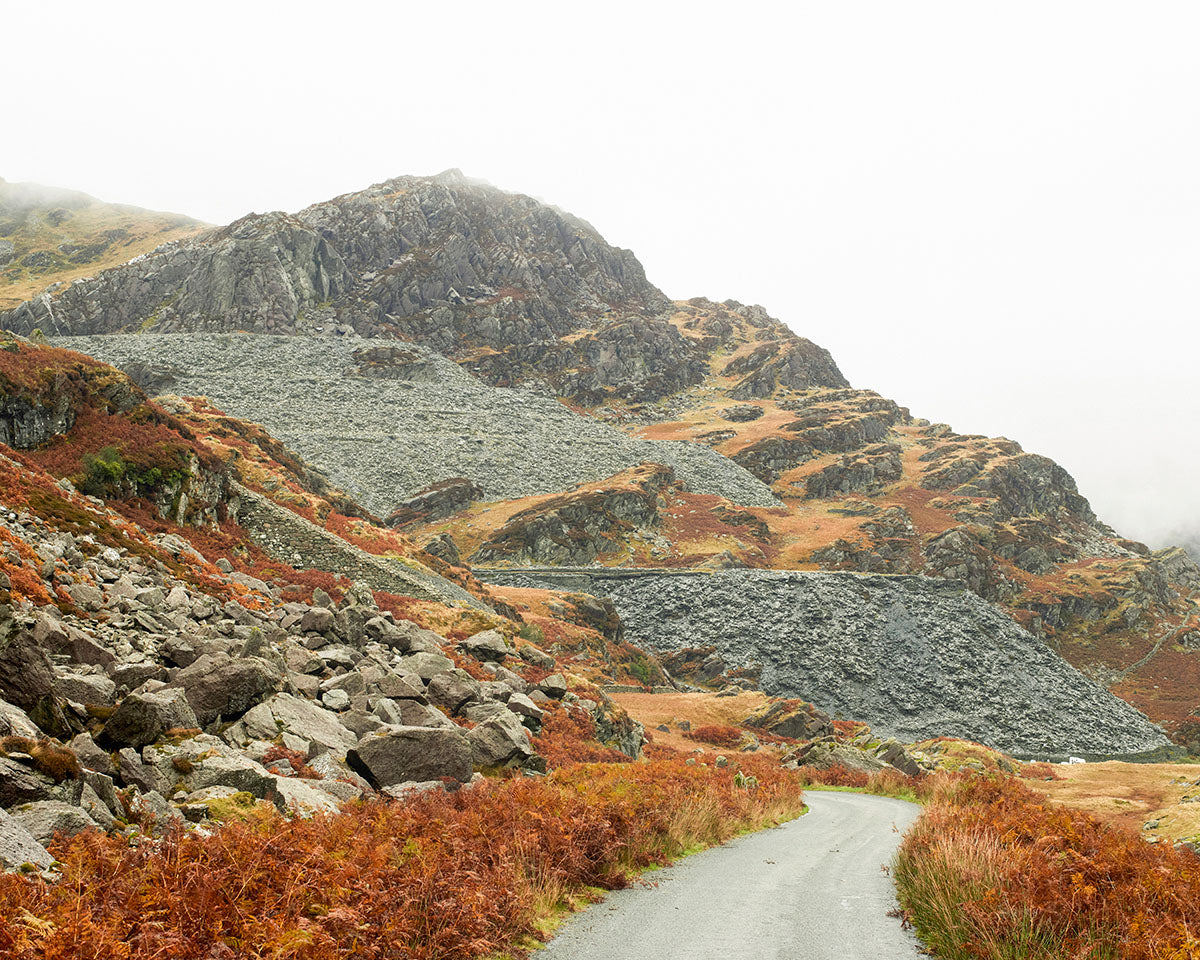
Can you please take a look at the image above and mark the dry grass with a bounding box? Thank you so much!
[1022,760,1200,841]
[609,691,772,752]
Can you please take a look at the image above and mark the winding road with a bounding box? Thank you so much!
[540,791,925,960]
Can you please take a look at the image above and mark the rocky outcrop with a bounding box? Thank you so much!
[470,464,673,565]
[387,479,482,528]
[724,339,849,398]
[478,568,1171,758]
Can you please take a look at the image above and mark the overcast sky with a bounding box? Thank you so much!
[7,2,1198,546]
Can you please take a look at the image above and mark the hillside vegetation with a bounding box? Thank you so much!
[0,179,204,310]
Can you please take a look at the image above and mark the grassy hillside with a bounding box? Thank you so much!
[0,178,206,310]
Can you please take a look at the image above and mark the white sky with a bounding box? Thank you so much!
[7,1,1199,546]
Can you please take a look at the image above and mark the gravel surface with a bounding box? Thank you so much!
[539,791,924,960]
[59,334,781,515]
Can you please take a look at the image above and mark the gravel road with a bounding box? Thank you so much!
[539,791,925,960]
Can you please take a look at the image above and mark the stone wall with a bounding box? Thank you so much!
[234,484,491,612]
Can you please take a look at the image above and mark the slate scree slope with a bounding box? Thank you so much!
[5,168,1193,756]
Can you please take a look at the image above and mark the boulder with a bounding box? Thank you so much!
[300,608,335,633]
[53,671,118,706]
[0,807,53,870]
[240,693,357,756]
[792,739,890,774]
[458,629,510,663]
[182,754,278,802]
[269,774,342,816]
[0,697,40,738]
[0,618,56,710]
[70,732,117,777]
[396,651,454,681]
[505,692,545,723]
[172,654,282,726]
[536,673,568,699]
[373,671,427,701]
[10,801,98,842]
[116,748,161,794]
[0,756,55,806]
[426,673,481,715]
[518,644,556,670]
[874,739,924,777]
[101,688,199,748]
[347,725,473,787]
[467,712,535,768]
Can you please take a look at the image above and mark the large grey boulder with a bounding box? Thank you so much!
[426,673,481,715]
[270,774,342,816]
[458,629,510,663]
[0,697,40,738]
[102,687,199,748]
[347,725,473,787]
[54,671,118,706]
[10,801,98,842]
[0,615,56,710]
[467,712,535,768]
[0,756,55,807]
[0,807,53,870]
[505,692,545,723]
[396,651,454,680]
[172,653,282,726]
[182,754,277,801]
[70,732,117,777]
[239,693,357,757]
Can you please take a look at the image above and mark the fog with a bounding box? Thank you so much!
[7,1,1199,546]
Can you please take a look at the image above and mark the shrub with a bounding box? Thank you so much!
[684,725,744,749]
[895,774,1200,960]
[0,736,81,783]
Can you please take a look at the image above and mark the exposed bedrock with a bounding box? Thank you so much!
[477,568,1172,759]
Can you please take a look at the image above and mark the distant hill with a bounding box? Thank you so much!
[0,178,206,310]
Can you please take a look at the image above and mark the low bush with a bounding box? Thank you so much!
[684,724,744,748]
[894,774,1200,960]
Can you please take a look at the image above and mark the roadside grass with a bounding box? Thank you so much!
[796,763,940,804]
[893,774,1200,960]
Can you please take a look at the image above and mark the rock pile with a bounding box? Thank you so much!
[56,334,781,514]
[0,496,641,871]
[479,567,1172,759]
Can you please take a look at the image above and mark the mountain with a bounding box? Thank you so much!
[0,178,205,311]
[2,170,1196,748]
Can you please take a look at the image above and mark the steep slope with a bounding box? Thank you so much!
[0,178,205,310]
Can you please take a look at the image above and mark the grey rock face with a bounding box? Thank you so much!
[481,568,1170,758]
[172,653,281,726]
[0,807,53,870]
[239,693,358,757]
[347,725,474,786]
[101,687,199,748]
[467,712,534,768]
[458,629,510,663]
[10,800,98,842]
[54,335,780,512]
